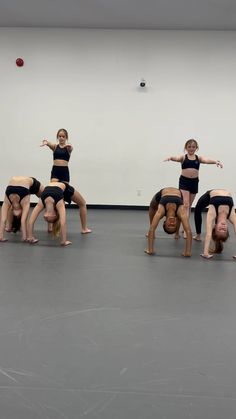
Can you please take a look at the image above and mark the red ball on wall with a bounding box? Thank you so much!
[16,58,24,67]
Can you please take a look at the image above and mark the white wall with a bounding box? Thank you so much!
[0,29,235,205]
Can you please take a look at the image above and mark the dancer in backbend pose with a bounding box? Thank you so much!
[0,176,43,242]
[27,181,71,246]
[194,189,236,259]
[145,187,192,257]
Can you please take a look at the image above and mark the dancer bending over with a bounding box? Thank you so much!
[0,176,43,242]
[145,187,192,257]
[27,181,71,246]
[198,189,236,259]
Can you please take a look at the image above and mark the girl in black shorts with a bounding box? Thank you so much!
[164,138,223,235]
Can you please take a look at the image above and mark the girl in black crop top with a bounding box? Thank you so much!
[200,189,236,259]
[40,128,73,182]
[145,187,192,257]
[164,139,223,231]
[0,176,44,242]
[27,181,71,246]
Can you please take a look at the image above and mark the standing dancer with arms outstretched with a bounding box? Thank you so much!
[41,128,91,234]
[41,128,72,183]
[164,139,223,235]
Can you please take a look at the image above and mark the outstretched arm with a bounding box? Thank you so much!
[145,207,164,255]
[40,139,56,151]
[63,143,73,153]
[163,155,184,162]
[179,208,192,256]
[27,201,44,243]
[199,156,223,168]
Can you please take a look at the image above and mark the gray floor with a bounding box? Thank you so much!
[1,209,236,419]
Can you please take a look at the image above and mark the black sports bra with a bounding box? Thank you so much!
[181,154,200,170]
[53,145,70,162]
[209,196,234,219]
[159,195,183,216]
[41,186,64,207]
[5,186,29,203]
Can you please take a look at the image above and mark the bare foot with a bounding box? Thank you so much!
[28,238,39,244]
[0,238,8,242]
[175,233,180,240]
[145,249,154,255]
[200,253,213,259]
[81,228,92,234]
[5,227,13,232]
[61,241,72,246]
[182,252,191,257]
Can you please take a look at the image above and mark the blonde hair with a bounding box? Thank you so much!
[52,218,61,238]
[184,139,199,152]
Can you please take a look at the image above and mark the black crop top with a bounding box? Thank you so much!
[155,189,183,215]
[41,186,64,207]
[5,186,29,203]
[181,154,200,170]
[160,195,183,216]
[209,196,234,219]
[53,145,70,162]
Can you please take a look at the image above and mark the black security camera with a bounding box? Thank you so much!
[139,79,146,88]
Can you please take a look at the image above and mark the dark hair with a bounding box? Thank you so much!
[56,128,68,139]
[163,220,177,234]
[12,216,21,233]
[210,226,229,254]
